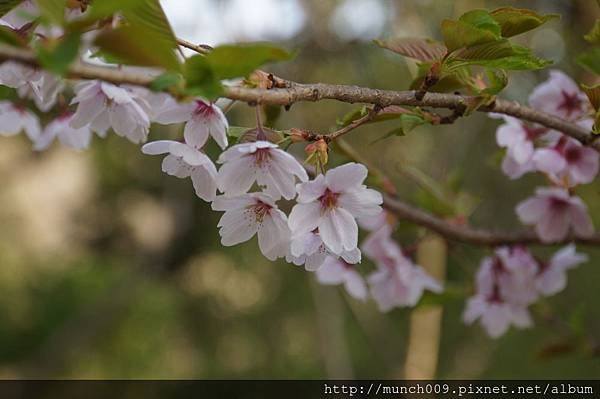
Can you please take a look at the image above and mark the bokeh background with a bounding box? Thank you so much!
[0,0,599,379]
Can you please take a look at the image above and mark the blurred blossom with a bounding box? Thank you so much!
[161,0,306,47]
[330,0,388,41]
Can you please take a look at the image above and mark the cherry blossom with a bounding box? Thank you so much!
[0,0,37,29]
[535,244,587,296]
[286,229,361,271]
[212,193,290,261]
[516,187,594,243]
[315,256,368,301]
[494,115,550,179]
[363,225,442,311]
[0,101,40,140]
[463,296,532,338]
[528,70,590,121]
[493,246,539,306]
[533,136,599,187]
[34,112,92,151]
[141,140,218,202]
[154,99,229,150]
[289,163,382,255]
[70,80,151,144]
[463,252,533,338]
[0,62,64,112]
[217,141,308,200]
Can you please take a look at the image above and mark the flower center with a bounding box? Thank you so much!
[254,148,272,166]
[564,146,581,164]
[557,90,582,118]
[319,188,339,211]
[250,200,272,224]
[194,100,214,117]
[523,125,547,141]
[549,196,569,211]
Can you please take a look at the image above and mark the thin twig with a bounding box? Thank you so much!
[176,38,212,55]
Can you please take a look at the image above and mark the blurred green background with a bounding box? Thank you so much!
[0,0,599,379]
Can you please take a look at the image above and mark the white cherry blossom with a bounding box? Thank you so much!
[516,187,594,243]
[363,225,442,311]
[0,101,40,140]
[70,80,151,143]
[289,163,382,255]
[154,99,229,150]
[141,140,217,202]
[286,229,361,271]
[315,256,368,301]
[535,244,587,296]
[217,140,308,200]
[34,112,92,151]
[0,62,64,112]
[212,193,290,261]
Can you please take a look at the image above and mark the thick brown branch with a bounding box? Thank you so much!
[383,194,600,247]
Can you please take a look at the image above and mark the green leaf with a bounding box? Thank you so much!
[0,0,23,17]
[577,48,600,75]
[36,31,81,75]
[150,72,184,92]
[93,0,179,71]
[37,0,67,25]
[183,55,223,100]
[205,43,293,80]
[95,23,180,71]
[0,24,26,46]
[400,113,427,133]
[441,18,499,52]
[459,9,502,37]
[87,0,146,19]
[450,39,514,61]
[481,68,508,95]
[446,44,551,71]
[582,84,600,133]
[584,19,600,44]
[582,84,600,110]
[227,126,249,139]
[490,7,559,37]
[373,37,447,62]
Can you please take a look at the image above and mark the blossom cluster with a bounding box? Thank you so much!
[0,2,443,311]
[464,71,596,337]
[464,245,587,338]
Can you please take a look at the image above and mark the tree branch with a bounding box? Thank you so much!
[0,44,595,151]
[382,193,600,246]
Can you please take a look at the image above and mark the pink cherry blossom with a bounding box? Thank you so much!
[154,99,229,150]
[463,296,532,339]
[528,70,590,121]
[289,163,382,255]
[34,112,92,151]
[0,0,37,29]
[516,187,594,243]
[533,136,599,187]
[363,225,442,311]
[492,246,539,306]
[463,252,533,338]
[494,115,550,179]
[0,101,40,141]
[217,141,308,200]
[286,229,361,271]
[141,140,217,202]
[0,62,64,112]
[535,244,587,296]
[357,210,388,232]
[70,80,151,144]
[315,256,368,301]
[212,193,290,261]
